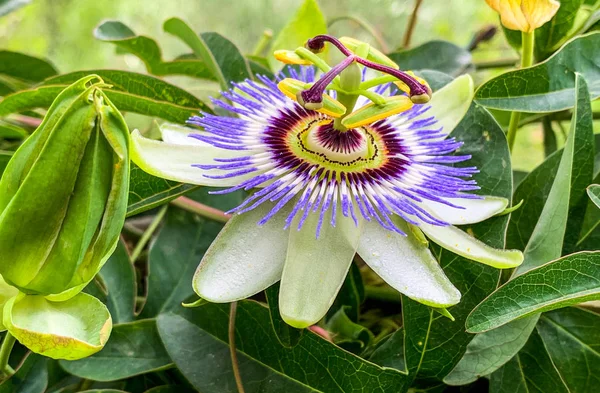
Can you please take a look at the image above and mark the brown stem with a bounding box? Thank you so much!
[170,196,231,223]
[229,302,245,393]
[402,0,424,49]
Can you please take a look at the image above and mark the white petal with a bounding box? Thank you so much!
[420,196,508,225]
[419,223,523,269]
[279,212,364,328]
[159,123,210,146]
[358,219,460,307]
[412,74,474,138]
[193,202,290,302]
[130,130,251,187]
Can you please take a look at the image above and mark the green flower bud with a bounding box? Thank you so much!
[0,75,129,300]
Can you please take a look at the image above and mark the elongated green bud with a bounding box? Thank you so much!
[0,75,130,300]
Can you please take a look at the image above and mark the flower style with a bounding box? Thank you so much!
[131,35,524,328]
[485,0,560,32]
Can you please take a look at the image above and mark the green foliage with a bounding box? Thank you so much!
[467,251,600,332]
[94,21,215,80]
[388,41,472,75]
[268,0,327,71]
[475,33,600,112]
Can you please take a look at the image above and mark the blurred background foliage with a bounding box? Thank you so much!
[0,0,584,171]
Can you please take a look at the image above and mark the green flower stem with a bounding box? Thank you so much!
[473,57,520,70]
[251,29,273,57]
[229,301,245,393]
[170,196,231,224]
[506,30,535,152]
[294,48,332,74]
[130,204,168,262]
[359,75,397,91]
[0,332,16,379]
[365,285,401,303]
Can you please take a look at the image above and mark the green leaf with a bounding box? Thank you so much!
[163,18,252,89]
[139,200,224,318]
[375,101,512,381]
[387,41,472,75]
[157,301,411,393]
[588,184,600,208]
[475,32,600,112]
[489,327,569,393]
[99,239,135,324]
[0,353,48,393]
[60,319,172,381]
[0,0,30,17]
[0,70,209,123]
[466,252,600,332]
[515,74,594,274]
[443,310,539,385]
[535,0,586,59]
[0,151,12,177]
[490,308,600,393]
[507,152,562,251]
[325,306,373,354]
[127,164,199,217]
[327,262,364,322]
[448,75,596,383]
[4,293,112,360]
[94,21,215,80]
[0,275,18,331]
[268,0,327,71]
[0,121,27,140]
[533,308,600,391]
[0,51,57,83]
[200,32,253,85]
[368,328,407,373]
[265,284,303,348]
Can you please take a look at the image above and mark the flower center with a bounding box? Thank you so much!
[284,116,386,173]
[305,123,367,163]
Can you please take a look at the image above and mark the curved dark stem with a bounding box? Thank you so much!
[229,302,245,393]
[306,34,353,57]
[354,57,430,99]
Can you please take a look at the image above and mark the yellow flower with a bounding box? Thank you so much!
[486,0,560,32]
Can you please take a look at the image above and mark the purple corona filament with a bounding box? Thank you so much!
[186,67,480,237]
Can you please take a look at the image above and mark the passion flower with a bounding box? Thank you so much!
[131,36,523,327]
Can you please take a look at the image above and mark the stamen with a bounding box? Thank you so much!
[305,34,431,103]
[297,55,356,109]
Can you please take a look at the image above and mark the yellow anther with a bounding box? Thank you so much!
[277,78,346,118]
[273,50,313,65]
[341,95,413,128]
[340,36,399,69]
[394,71,432,95]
